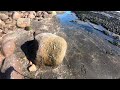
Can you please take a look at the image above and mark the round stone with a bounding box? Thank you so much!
[36,33,67,66]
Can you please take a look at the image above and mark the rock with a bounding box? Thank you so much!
[0,29,3,37]
[51,11,57,16]
[12,12,21,20]
[7,11,13,17]
[2,29,33,46]
[2,39,16,57]
[101,30,110,36]
[2,28,10,34]
[35,33,67,66]
[28,64,37,72]
[0,13,8,21]
[0,19,5,29]
[29,61,33,65]
[20,13,24,18]
[1,54,23,79]
[23,12,29,18]
[47,11,57,15]
[36,11,42,17]
[1,33,17,44]
[28,13,35,19]
[0,52,5,65]
[47,11,53,14]
[34,17,43,21]
[42,11,49,18]
[4,24,13,30]
[17,18,30,28]
[112,33,120,40]
[11,20,17,26]
[5,17,13,24]
[28,11,36,19]
[56,11,65,14]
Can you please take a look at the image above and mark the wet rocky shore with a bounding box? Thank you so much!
[74,11,120,35]
[0,11,120,79]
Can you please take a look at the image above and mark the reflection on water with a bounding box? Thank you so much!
[57,11,120,47]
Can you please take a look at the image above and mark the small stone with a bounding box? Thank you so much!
[5,17,13,24]
[36,11,42,17]
[12,12,21,20]
[0,13,8,21]
[42,11,49,18]
[23,12,29,18]
[28,11,36,19]
[29,61,33,65]
[17,18,30,28]
[8,12,13,17]
[28,14,35,19]
[2,39,16,57]
[28,64,37,72]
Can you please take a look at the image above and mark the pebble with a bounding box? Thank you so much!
[28,64,37,72]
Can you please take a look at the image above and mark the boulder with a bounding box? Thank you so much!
[35,33,67,66]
